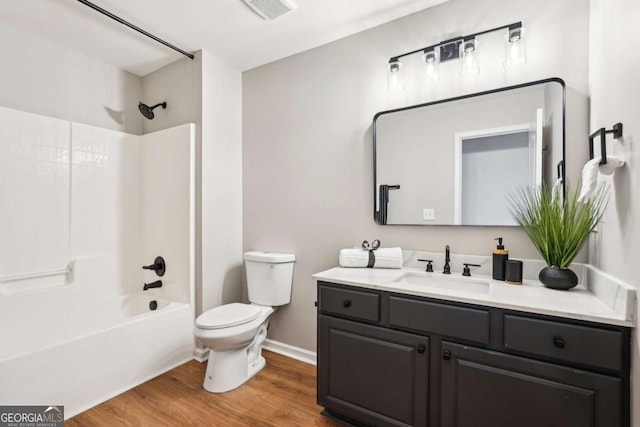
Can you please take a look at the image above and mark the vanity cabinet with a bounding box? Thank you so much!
[439,341,621,427]
[317,283,429,426]
[316,281,630,427]
[318,316,429,426]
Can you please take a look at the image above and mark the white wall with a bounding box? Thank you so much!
[142,51,243,314]
[243,0,590,352]
[543,83,564,186]
[588,0,640,424]
[461,132,531,225]
[0,110,195,301]
[70,122,194,303]
[140,124,196,305]
[0,111,194,367]
[0,107,71,279]
[200,51,244,311]
[70,122,140,297]
[0,112,140,324]
[141,53,204,311]
[0,23,142,135]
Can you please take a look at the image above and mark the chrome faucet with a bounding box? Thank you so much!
[443,245,451,274]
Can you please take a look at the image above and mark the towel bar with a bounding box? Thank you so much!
[0,266,72,283]
[589,122,623,165]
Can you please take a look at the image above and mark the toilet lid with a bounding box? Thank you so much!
[195,303,262,330]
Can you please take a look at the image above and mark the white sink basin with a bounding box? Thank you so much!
[393,272,490,293]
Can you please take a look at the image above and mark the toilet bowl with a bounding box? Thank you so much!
[193,303,275,392]
[193,251,295,393]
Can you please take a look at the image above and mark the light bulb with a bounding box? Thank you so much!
[421,49,440,83]
[387,59,405,92]
[460,38,479,75]
[504,25,527,68]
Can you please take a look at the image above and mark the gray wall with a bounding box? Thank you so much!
[0,23,142,135]
[377,88,545,224]
[243,0,591,352]
[141,55,202,135]
[588,0,640,424]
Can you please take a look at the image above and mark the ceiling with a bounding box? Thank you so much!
[1,0,448,76]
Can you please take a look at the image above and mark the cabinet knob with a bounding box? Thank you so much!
[553,336,566,349]
[343,299,352,308]
[417,344,426,354]
[442,349,452,360]
[314,301,318,307]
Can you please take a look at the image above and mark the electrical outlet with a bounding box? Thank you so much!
[423,208,435,221]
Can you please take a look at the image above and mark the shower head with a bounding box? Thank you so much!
[138,101,167,120]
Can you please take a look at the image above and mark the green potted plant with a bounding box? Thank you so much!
[507,184,608,290]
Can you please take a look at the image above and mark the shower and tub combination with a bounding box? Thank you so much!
[0,105,196,418]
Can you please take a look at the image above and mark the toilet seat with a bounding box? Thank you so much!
[196,303,261,330]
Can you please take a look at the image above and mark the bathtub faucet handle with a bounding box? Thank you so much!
[143,280,163,291]
[142,256,166,277]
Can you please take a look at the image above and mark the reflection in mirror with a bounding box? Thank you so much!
[374,78,565,226]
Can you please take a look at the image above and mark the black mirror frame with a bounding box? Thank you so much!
[372,77,566,226]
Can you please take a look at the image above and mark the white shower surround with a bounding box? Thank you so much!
[0,108,196,418]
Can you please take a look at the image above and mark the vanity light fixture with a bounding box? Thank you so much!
[389,57,402,72]
[508,22,523,42]
[504,22,527,68]
[421,48,440,82]
[423,48,437,63]
[387,57,405,92]
[460,36,480,75]
[387,21,524,89]
[463,36,477,53]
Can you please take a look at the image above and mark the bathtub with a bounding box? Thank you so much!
[0,293,194,419]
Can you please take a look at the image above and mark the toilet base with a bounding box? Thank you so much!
[249,355,266,379]
[202,323,269,393]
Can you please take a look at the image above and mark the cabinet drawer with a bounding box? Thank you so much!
[503,315,623,371]
[319,285,380,322]
[389,296,490,344]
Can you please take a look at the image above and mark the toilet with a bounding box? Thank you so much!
[193,251,295,393]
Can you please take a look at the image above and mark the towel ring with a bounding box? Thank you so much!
[589,122,623,165]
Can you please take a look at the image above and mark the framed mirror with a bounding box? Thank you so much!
[373,78,565,226]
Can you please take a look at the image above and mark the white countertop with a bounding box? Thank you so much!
[313,266,635,327]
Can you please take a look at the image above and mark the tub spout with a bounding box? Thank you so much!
[143,280,163,291]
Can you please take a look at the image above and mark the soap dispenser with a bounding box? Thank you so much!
[492,237,509,280]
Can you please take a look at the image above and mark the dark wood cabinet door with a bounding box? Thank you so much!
[318,315,429,427]
[440,341,621,427]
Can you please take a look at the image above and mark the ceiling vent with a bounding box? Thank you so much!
[244,0,297,20]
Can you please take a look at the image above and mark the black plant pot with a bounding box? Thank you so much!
[539,266,579,290]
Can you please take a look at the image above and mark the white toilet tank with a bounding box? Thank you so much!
[244,251,295,306]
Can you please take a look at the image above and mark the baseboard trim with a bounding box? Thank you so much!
[262,338,317,366]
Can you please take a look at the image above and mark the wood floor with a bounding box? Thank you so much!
[68,351,343,427]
